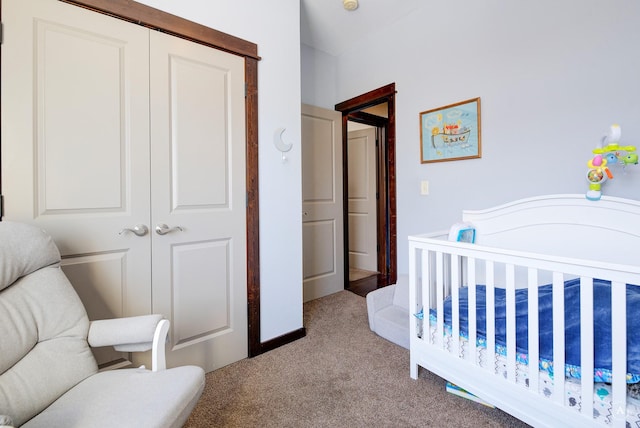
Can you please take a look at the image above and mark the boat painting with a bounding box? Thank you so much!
[431,128,472,148]
[420,97,481,163]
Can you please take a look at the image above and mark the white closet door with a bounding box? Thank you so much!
[348,127,378,272]
[1,0,152,365]
[301,104,344,302]
[149,31,248,370]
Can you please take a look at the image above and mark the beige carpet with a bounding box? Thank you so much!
[184,291,531,427]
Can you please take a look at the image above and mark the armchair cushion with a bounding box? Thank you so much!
[0,223,97,426]
[0,414,13,427]
[22,366,205,428]
[0,222,60,292]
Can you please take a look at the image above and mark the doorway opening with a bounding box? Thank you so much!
[335,83,397,296]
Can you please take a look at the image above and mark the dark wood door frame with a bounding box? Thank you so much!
[335,83,397,288]
[0,0,268,357]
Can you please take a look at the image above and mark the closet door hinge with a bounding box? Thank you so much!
[0,22,4,45]
[244,82,247,97]
[0,194,4,218]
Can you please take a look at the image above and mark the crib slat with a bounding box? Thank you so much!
[611,281,627,428]
[468,258,477,364]
[421,250,432,346]
[552,272,565,405]
[527,268,539,393]
[435,251,445,349]
[579,277,594,420]
[451,255,460,358]
[505,264,516,383]
[409,244,419,379]
[485,261,496,375]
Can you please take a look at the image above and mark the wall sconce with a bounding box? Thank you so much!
[274,127,293,162]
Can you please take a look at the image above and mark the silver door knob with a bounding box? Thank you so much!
[155,223,184,235]
[119,224,149,237]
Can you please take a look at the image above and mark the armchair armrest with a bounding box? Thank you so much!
[88,314,169,371]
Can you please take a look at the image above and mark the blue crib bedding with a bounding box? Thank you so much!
[425,278,640,383]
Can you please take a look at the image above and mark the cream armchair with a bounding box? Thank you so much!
[0,222,205,427]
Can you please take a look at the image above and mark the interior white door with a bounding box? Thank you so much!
[301,104,344,302]
[1,0,248,371]
[347,127,378,272]
[149,31,247,370]
[1,0,151,366]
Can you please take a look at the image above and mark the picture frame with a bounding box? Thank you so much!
[420,97,481,163]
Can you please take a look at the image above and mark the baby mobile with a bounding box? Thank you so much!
[585,124,638,201]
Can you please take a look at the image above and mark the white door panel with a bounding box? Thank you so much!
[1,0,152,350]
[150,31,247,370]
[348,128,377,272]
[61,253,131,365]
[301,104,343,302]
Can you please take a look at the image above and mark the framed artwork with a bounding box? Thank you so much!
[420,97,481,163]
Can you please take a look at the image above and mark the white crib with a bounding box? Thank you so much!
[409,194,640,427]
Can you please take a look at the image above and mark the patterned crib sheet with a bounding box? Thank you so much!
[428,324,640,426]
[419,278,640,385]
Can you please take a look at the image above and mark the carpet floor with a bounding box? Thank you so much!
[183,290,531,427]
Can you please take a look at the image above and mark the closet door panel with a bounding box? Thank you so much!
[37,23,125,211]
[171,240,230,346]
[1,0,152,365]
[171,57,228,207]
[149,31,247,371]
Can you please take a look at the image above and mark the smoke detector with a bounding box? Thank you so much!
[343,0,358,11]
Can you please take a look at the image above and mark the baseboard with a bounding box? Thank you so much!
[258,327,306,355]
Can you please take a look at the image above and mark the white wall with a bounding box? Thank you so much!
[303,0,640,276]
[137,0,303,341]
[301,43,337,107]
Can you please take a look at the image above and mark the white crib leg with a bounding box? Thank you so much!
[410,355,418,379]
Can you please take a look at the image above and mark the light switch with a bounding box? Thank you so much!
[420,180,429,195]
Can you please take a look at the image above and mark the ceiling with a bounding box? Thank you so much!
[300,0,425,57]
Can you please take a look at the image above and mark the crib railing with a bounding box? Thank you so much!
[409,232,640,428]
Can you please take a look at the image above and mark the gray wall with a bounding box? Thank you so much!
[302,0,640,275]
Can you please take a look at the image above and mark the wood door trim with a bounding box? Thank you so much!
[245,57,262,356]
[43,0,262,357]
[336,83,397,287]
[59,0,260,60]
[335,84,396,114]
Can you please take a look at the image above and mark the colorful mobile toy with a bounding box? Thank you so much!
[586,124,637,201]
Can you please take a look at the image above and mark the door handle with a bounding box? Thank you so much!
[155,223,184,235]
[119,224,149,237]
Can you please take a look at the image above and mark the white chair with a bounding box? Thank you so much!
[366,275,409,349]
[0,222,205,427]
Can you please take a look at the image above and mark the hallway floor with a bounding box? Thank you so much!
[347,268,379,297]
